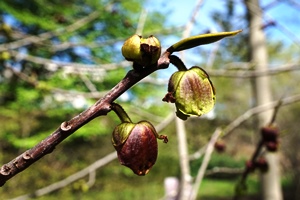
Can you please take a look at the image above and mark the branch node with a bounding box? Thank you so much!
[22,151,32,160]
[60,121,72,131]
[0,164,11,176]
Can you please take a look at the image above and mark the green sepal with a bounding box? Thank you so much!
[112,122,136,147]
[168,71,185,94]
[121,34,142,61]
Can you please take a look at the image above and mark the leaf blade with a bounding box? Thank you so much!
[167,30,242,53]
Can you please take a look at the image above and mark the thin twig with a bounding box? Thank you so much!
[0,6,106,51]
[189,94,300,160]
[176,1,205,199]
[189,128,222,200]
[206,63,300,78]
[11,50,130,71]
[234,97,285,200]
[11,152,117,200]
[205,167,244,176]
[222,94,300,138]
[136,9,148,35]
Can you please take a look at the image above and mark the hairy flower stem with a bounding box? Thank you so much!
[111,103,132,123]
[169,55,188,71]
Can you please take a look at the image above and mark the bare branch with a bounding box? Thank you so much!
[11,152,117,200]
[10,50,130,71]
[176,1,205,199]
[0,8,103,51]
[189,128,222,200]
[207,63,300,78]
[190,94,300,160]
[205,167,244,176]
[0,51,171,187]
[222,94,300,138]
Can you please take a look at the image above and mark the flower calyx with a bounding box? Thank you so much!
[121,34,161,70]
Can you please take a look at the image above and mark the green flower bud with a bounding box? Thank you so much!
[163,66,216,120]
[121,34,161,68]
[112,121,168,176]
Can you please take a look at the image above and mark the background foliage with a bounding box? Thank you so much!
[0,0,300,199]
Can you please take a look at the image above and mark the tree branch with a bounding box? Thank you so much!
[189,94,300,160]
[11,113,174,199]
[0,3,111,52]
[10,50,130,71]
[0,51,171,187]
[189,128,222,200]
[11,152,117,200]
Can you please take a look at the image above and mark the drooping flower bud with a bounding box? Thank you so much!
[255,157,268,173]
[214,140,226,153]
[112,120,168,176]
[121,34,161,69]
[163,66,216,120]
[261,126,279,152]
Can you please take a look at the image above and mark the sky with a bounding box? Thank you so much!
[141,0,300,82]
[144,0,300,46]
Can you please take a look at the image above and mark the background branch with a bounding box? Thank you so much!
[189,94,300,160]
[0,3,115,51]
[189,128,222,200]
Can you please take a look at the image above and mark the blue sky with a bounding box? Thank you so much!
[145,0,300,46]
[142,0,300,80]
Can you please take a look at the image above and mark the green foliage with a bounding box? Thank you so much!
[0,0,170,149]
[190,153,245,178]
[0,0,299,199]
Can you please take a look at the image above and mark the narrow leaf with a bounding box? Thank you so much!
[167,30,242,53]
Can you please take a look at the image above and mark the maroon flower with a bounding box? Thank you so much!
[112,121,167,175]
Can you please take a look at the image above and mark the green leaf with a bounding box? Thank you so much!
[167,30,242,53]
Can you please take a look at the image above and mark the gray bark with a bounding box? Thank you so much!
[245,0,283,199]
[175,117,192,200]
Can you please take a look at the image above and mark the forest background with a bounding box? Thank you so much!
[0,0,300,199]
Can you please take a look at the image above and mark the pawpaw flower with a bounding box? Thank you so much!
[163,66,216,120]
[112,120,168,176]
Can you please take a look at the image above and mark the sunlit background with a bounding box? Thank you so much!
[0,0,299,199]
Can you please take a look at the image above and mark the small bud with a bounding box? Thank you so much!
[163,66,215,120]
[261,125,279,152]
[121,34,161,69]
[255,157,268,172]
[112,121,167,176]
[261,126,279,142]
[214,140,226,153]
[265,141,279,152]
[246,160,255,172]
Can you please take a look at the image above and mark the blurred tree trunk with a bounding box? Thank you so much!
[245,0,283,199]
[175,117,192,200]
